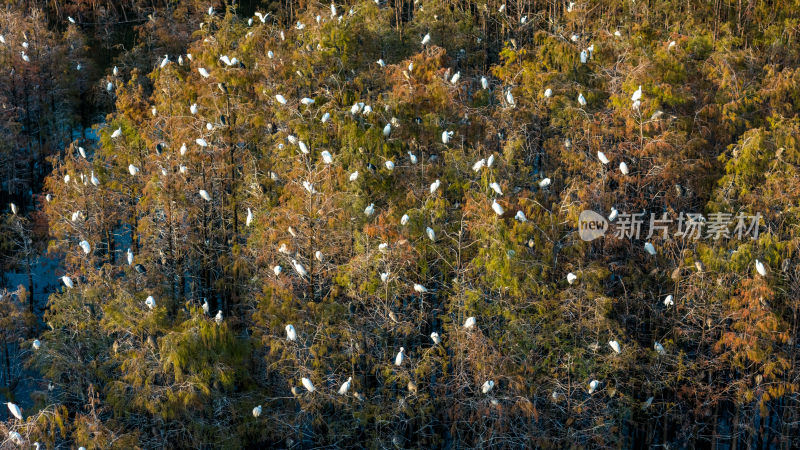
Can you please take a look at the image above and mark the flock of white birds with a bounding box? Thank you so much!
[1,1,775,442]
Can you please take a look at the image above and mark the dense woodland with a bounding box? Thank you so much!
[1,0,800,448]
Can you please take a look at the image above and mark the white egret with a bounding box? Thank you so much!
[300,97,315,105]
[544,88,552,98]
[394,347,405,366]
[198,67,210,78]
[69,16,76,23]
[321,151,333,164]
[253,405,262,417]
[631,85,642,102]
[598,151,610,164]
[567,272,578,284]
[654,342,665,355]
[426,226,435,241]
[539,178,551,188]
[299,141,309,154]
[441,131,453,144]
[10,203,17,215]
[78,146,87,158]
[755,259,767,277]
[489,182,503,195]
[62,276,74,288]
[450,71,460,84]
[377,58,386,68]
[381,272,389,283]
[515,211,527,222]
[363,105,372,115]
[291,259,307,277]
[413,283,427,293]
[421,33,431,45]
[64,174,71,184]
[498,4,506,12]
[111,127,122,138]
[614,30,622,37]
[33,339,41,350]
[644,242,656,256]
[126,248,134,265]
[400,214,410,225]
[383,123,392,137]
[106,81,113,92]
[196,138,208,147]
[246,208,253,227]
[430,332,441,344]
[364,203,375,216]
[578,93,587,106]
[349,171,359,181]
[619,162,629,175]
[472,159,486,172]
[384,160,394,170]
[202,299,209,314]
[6,402,22,420]
[160,54,169,68]
[215,310,223,325]
[46,194,52,202]
[9,432,22,445]
[668,40,676,50]
[321,112,331,123]
[79,240,91,254]
[301,377,315,392]
[302,181,316,193]
[408,62,413,72]
[330,2,337,17]
[580,49,588,64]
[145,295,156,310]
[190,103,198,114]
[481,380,495,394]
[481,76,489,90]
[588,380,600,394]
[505,89,515,106]
[408,152,418,164]
[491,200,504,216]
[609,208,619,221]
[90,171,100,186]
[663,295,674,307]
[632,100,641,111]
[609,340,621,353]
[430,179,440,194]
[338,377,352,395]
[315,251,323,262]
[273,265,282,276]
[198,190,212,201]
[378,243,389,252]
[463,316,476,330]
[267,50,274,59]
[286,324,297,341]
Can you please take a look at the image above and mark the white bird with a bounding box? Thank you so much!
[663,294,674,307]
[198,190,212,201]
[614,30,622,37]
[400,214,410,225]
[539,178,551,188]
[330,2,337,17]
[338,377,352,395]
[190,103,198,114]
[145,295,156,310]
[515,211,527,222]
[644,242,657,256]
[321,112,331,123]
[364,203,375,216]
[8,432,22,445]
[215,310,223,325]
[426,227,435,241]
[463,316,476,330]
[487,154,495,167]
[408,152,418,164]
[126,248,134,265]
[489,182,503,195]
[198,67,210,78]
[46,194,52,202]
[196,138,208,147]
[380,272,389,283]
[654,342,665,355]
[246,208,253,227]
[299,141,309,154]
[631,85,642,102]
[408,62,414,72]
[505,89,515,106]
[106,81,113,92]
[10,203,17,215]
[544,88,552,98]
[291,259,307,277]
[498,4,506,12]
[442,131,453,144]
[69,16,76,23]
[267,50,274,59]
[480,76,489,90]
[111,127,122,138]
[378,243,389,252]
[301,377,315,392]
[567,272,578,284]
[491,200,504,216]
[321,151,333,164]
[472,159,486,172]
[253,405,262,417]
[632,100,641,111]
[394,347,405,366]
[64,174,71,184]
[430,179,441,194]
[349,171,359,181]
[90,171,100,186]
[668,40,677,50]
[286,324,297,341]
[588,379,600,394]
[160,54,169,68]
[274,94,287,105]
[202,299,209,314]
[430,332,441,345]
[32,339,40,350]
[6,402,22,420]
[578,93,587,106]
[300,97,315,106]
[219,55,232,66]
[384,160,395,171]
[413,283,427,293]
[608,208,619,222]
[151,107,157,116]
[302,181,316,194]
[580,49,588,64]
[255,11,267,22]
[619,162,629,175]
[79,240,91,254]
[450,71,460,84]
[382,123,392,137]
[755,259,767,277]
[598,151,610,165]
[62,276,74,289]
[609,340,621,354]
[315,251,323,261]
[421,33,431,45]
[481,380,495,394]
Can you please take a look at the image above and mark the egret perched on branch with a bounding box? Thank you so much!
[364,203,375,216]
[755,259,767,277]
[111,127,122,138]
[349,171,359,181]
[544,88,552,98]
[196,138,208,147]
[654,342,665,355]
[631,85,642,102]
[644,242,657,256]
[160,55,169,68]
[430,179,440,194]
[383,123,392,137]
[505,89,515,107]
[79,240,91,254]
[62,276,74,288]
[301,377,315,392]
[580,49,588,64]
[442,131,453,144]
[482,380,495,394]
[6,402,22,420]
[598,151,610,165]
[380,272,389,283]
[481,76,489,90]
[145,295,156,310]
[609,340,621,353]
[246,208,253,227]
[199,190,211,201]
[663,295,674,307]
[450,71,460,84]
[299,141,309,154]
[321,112,331,123]
[515,211,527,222]
[321,151,333,164]
[215,310,223,325]
[302,181,316,193]
[588,380,600,394]
[273,265,282,276]
[408,152,418,164]
[413,283,427,293]
[202,299,209,314]
[252,405,262,417]
[339,377,352,395]
[567,272,577,284]
[126,248,134,265]
[395,347,405,366]
[301,97,315,106]
[190,103,198,114]
[291,259,307,277]
[472,159,486,172]
[10,203,17,215]
[463,316,476,330]
[539,178,551,188]
[90,171,100,186]
[400,214,409,225]
[619,162,629,175]
[286,324,297,341]
[489,182,503,195]
[421,33,431,45]
[32,339,41,350]
[608,208,619,221]
[578,93,587,106]
[430,332,441,344]
[426,227,435,241]
[198,67,210,78]
[491,200,504,216]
